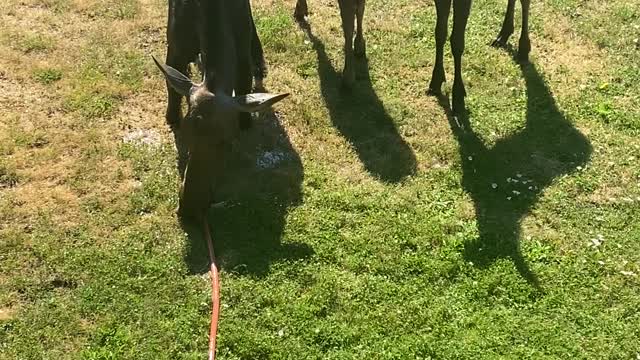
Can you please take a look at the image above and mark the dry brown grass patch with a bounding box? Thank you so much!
[534,12,608,97]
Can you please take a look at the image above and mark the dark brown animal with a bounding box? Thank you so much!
[428,0,531,115]
[155,0,288,222]
[295,0,366,88]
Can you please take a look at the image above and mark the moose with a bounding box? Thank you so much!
[294,0,367,88]
[155,0,289,222]
[428,0,531,115]
[293,0,530,115]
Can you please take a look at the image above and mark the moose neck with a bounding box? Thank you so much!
[197,0,236,94]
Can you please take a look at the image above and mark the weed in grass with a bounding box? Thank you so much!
[11,130,49,150]
[37,0,72,13]
[0,164,20,188]
[254,6,296,53]
[32,68,63,85]
[79,42,146,89]
[64,89,121,120]
[88,0,140,20]
[9,32,55,54]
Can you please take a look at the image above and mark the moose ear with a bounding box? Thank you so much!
[152,55,194,97]
[231,93,290,113]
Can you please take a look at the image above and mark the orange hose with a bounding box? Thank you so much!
[203,218,220,360]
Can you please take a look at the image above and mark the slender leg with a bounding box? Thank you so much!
[518,0,531,62]
[338,0,357,88]
[294,0,309,21]
[492,0,516,47]
[237,53,254,130]
[165,0,200,179]
[250,12,267,91]
[427,0,452,95]
[354,0,366,58]
[450,0,472,115]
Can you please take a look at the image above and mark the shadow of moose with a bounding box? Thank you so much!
[441,59,592,289]
[182,110,313,276]
[298,20,417,183]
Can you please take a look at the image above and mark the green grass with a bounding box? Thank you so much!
[63,90,122,119]
[32,68,63,85]
[0,162,20,189]
[86,0,140,20]
[1,0,640,359]
[9,32,55,53]
[61,33,147,119]
[36,0,72,13]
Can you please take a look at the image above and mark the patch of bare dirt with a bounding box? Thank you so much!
[0,307,16,321]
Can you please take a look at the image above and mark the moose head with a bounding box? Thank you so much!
[152,56,289,222]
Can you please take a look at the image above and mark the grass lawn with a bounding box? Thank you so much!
[1,0,639,358]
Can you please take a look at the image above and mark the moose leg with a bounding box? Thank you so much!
[427,0,452,96]
[165,0,199,178]
[237,51,254,130]
[338,0,357,88]
[354,0,366,58]
[451,0,472,115]
[518,0,531,62]
[492,0,516,47]
[250,11,267,91]
[294,0,309,21]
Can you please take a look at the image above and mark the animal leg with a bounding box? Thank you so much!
[354,0,366,58]
[427,0,451,96]
[518,0,531,62]
[294,0,309,21]
[492,0,516,48]
[237,57,254,130]
[338,0,357,88]
[250,9,267,91]
[451,0,472,116]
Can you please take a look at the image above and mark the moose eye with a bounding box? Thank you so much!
[187,113,211,133]
[192,114,204,128]
[186,111,203,122]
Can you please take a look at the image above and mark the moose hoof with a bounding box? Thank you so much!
[427,78,444,97]
[428,66,446,97]
[426,85,442,97]
[491,38,508,49]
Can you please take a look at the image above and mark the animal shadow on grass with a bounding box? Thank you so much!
[298,20,417,183]
[440,57,592,290]
[183,111,313,276]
